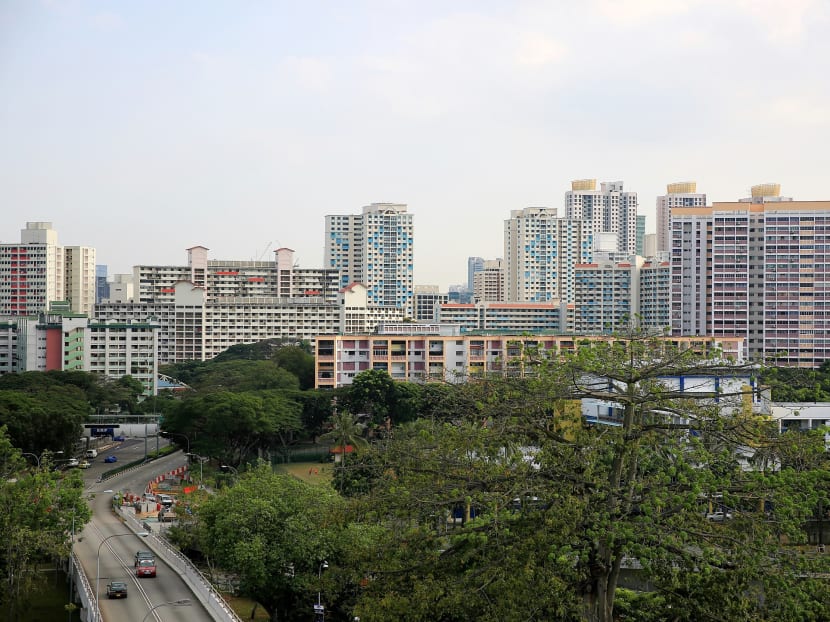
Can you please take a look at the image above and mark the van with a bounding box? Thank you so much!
[85,449,98,459]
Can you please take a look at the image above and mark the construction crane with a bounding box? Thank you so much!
[253,241,277,261]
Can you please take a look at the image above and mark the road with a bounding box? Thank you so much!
[74,439,215,622]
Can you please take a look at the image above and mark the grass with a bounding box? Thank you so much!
[223,593,271,620]
[275,461,334,485]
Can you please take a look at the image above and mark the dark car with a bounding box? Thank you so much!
[113,435,126,442]
[106,581,128,598]
[104,455,118,463]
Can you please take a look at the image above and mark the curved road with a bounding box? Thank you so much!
[74,440,214,622]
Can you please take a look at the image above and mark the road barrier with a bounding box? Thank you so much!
[71,551,97,622]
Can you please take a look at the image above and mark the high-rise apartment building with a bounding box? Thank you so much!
[472,258,504,302]
[96,265,110,304]
[0,222,95,316]
[467,256,485,291]
[671,184,830,366]
[656,182,707,253]
[636,215,646,256]
[566,180,639,255]
[64,245,97,316]
[504,207,593,303]
[325,203,414,316]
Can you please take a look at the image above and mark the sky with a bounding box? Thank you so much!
[2,1,829,290]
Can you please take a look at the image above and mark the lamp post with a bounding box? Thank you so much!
[21,450,63,468]
[140,598,192,622]
[95,531,149,622]
[186,453,208,488]
[220,464,239,483]
[21,452,40,468]
[314,560,328,622]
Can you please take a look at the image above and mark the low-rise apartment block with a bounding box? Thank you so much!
[315,333,746,389]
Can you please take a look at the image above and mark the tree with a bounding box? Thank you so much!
[319,409,369,494]
[273,346,315,390]
[196,463,379,622]
[163,390,303,464]
[344,370,396,424]
[0,427,91,620]
[347,335,830,622]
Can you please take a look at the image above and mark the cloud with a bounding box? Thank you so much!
[279,56,333,94]
[514,33,567,67]
[591,0,695,26]
[734,0,823,43]
[89,11,123,32]
[756,95,830,127]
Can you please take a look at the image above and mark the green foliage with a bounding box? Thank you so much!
[160,359,300,393]
[0,427,91,620]
[0,384,87,454]
[196,463,379,622]
[345,336,830,622]
[272,346,315,390]
[761,365,830,402]
[163,390,303,464]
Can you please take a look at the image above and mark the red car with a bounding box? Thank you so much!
[135,559,157,577]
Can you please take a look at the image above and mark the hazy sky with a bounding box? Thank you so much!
[2,1,828,289]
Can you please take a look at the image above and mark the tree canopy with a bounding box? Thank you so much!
[0,426,91,620]
[342,336,830,622]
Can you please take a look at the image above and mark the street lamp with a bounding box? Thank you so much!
[21,450,63,468]
[140,599,192,622]
[186,453,208,488]
[21,452,41,468]
[314,560,328,622]
[95,531,149,622]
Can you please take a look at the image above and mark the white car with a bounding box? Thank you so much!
[706,511,733,521]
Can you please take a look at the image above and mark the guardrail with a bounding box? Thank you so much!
[71,551,97,622]
[118,505,244,622]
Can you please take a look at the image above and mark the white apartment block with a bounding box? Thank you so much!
[573,259,636,334]
[413,285,449,321]
[94,281,404,364]
[473,258,504,302]
[504,207,593,304]
[0,319,17,374]
[656,182,707,253]
[64,245,97,316]
[436,301,566,333]
[571,256,672,335]
[5,312,160,394]
[566,180,639,255]
[325,203,415,316]
[133,247,340,305]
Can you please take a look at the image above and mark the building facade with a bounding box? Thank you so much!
[504,207,593,303]
[0,223,96,316]
[472,258,504,302]
[566,180,639,255]
[132,247,341,305]
[315,333,746,389]
[671,185,830,366]
[324,203,414,316]
[656,182,707,253]
[413,285,449,321]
